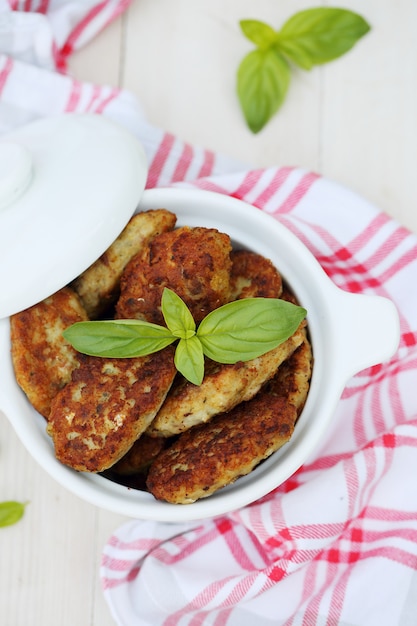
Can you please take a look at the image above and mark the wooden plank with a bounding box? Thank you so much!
[92,510,129,626]
[313,1,417,234]
[0,416,92,625]
[0,412,127,626]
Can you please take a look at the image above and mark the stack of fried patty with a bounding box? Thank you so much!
[10,209,312,504]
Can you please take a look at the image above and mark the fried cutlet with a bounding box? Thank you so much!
[229,249,283,300]
[115,226,232,325]
[71,209,177,319]
[265,331,313,415]
[146,334,313,504]
[10,287,88,419]
[46,347,176,472]
[146,394,297,504]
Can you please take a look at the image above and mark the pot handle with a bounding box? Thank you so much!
[331,288,400,381]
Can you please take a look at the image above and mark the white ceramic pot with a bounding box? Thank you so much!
[0,187,400,522]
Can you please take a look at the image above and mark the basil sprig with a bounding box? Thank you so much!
[0,501,27,528]
[237,7,370,133]
[63,288,307,386]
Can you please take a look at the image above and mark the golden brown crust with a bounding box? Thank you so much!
[46,347,176,472]
[10,287,88,419]
[265,331,313,415]
[230,250,283,300]
[116,226,232,325]
[72,209,177,318]
[146,394,297,504]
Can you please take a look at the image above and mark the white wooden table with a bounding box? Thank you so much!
[1,2,416,625]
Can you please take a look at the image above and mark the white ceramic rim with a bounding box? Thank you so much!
[0,188,400,522]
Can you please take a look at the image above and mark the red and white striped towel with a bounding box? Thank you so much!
[2,3,417,625]
[101,169,417,626]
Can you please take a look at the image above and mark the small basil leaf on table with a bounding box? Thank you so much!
[237,8,370,132]
[239,19,278,48]
[276,8,371,70]
[0,501,26,528]
[237,48,290,134]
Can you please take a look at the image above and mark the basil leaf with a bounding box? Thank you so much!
[237,48,290,133]
[0,501,26,528]
[162,288,195,338]
[276,8,370,70]
[174,336,205,386]
[63,291,308,385]
[240,19,278,49]
[198,298,306,363]
[63,320,176,358]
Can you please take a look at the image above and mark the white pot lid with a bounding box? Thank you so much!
[0,113,148,319]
